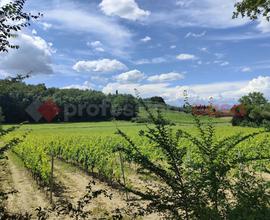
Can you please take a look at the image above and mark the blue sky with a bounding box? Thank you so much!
[0,0,270,105]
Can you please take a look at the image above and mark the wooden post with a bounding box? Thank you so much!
[238,150,242,178]
[119,151,128,201]
[50,152,54,204]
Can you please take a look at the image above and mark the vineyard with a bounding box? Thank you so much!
[1,114,270,219]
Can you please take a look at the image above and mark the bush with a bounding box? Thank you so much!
[116,98,270,219]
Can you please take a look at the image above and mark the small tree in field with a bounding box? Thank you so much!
[116,97,270,219]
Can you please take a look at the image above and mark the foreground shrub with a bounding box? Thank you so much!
[116,98,270,219]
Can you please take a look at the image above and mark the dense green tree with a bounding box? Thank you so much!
[0,0,41,52]
[233,92,270,127]
[239,92,267,108]
[149,96,166,104]
[110,94,138,120]
[0,79,48,122]
[52,88,109,122]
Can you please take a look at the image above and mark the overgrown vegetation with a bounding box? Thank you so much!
[116,97,270,219]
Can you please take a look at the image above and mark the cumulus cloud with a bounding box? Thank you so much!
[140,36,151,42]
[73,59,127,73]
[103,82,168,99]
[116,69,145,83]
[103,76,270,105]
[176,53,197,61]
[0,33,54,75]
[99,0,150,21]
[148,72,185,83]
[63,81,93,90]
[240,76,270,95]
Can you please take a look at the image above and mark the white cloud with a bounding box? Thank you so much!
[176,53,197,61]
[241,67,252,72]
[170,45,176,49]
[95,47,105,52]
[39,22,52,31]
[210,31,270,41]
[256,18,270,33]
[87,41,105,52]
[148,72,185,83]
[214,53,224,59]
[213,60,229,66]
[134,57,167,65]
[0,33,54,75]
[99,0,150,21]
[88,41,103,47]
[240,76,270,95]
[102,76,270,105]
[116,69,145,83]
[185,31,206,38]
[140,36,151,42]
[176,0,194,7]
[32,29,37,35]
[73,59,127,73]
[200,47,208,52]
[103,82,168,99]
[150,0,249,29]
[0,0,11,7]
[63,81,93,90]
[44,6,132,57]
[0,72,11,79]
[220,61,229,66]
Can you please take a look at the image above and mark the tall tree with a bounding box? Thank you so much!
[239,92,268,107]
[233,0,270,20]
[0,0,41,52]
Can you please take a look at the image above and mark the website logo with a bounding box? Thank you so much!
[26,99,60,122]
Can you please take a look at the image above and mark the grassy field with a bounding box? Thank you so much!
[4,108,232,135]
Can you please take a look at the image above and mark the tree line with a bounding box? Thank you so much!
[0,78,138,123]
